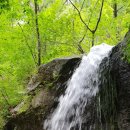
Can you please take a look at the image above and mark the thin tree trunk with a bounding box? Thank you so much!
[17,22,37,66]
[34,0,41,66]
[113,2,121,41]
[113,3,117,18]
[92,33,95,47]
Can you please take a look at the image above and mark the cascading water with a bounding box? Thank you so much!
[44,43,113,130]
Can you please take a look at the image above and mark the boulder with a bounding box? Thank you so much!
[4,57,81,130]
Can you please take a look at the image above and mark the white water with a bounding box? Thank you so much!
[44,43,113,130]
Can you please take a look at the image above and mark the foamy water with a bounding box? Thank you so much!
[44,43,113,130]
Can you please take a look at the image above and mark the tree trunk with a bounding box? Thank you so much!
[34,0,41,66]
[113,2,121,41]
[113,3,117,18]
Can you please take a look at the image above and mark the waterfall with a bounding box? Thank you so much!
[44,43,113,130]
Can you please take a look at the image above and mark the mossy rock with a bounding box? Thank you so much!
[4,56,81,130]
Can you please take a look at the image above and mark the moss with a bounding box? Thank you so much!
[52,71,59,79]
[124,43,130,63]
[44,72,59,90]
[34,87,41,95]
[45,82,54,90]
[0,116,5,130]
[18,96,32,114]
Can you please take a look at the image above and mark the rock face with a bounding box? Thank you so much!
[4,31,130,130]
[92,31,130,130]
[4,57,81,130]
[109,31,130,130]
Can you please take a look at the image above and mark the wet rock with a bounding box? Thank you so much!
[109,31,130,130]
[27,57,81,92]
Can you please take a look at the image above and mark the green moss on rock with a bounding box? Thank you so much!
[17,96,32,114]
[124,43,130,63]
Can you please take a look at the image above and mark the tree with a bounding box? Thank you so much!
[69,0,104,46]
[0,0,10,14]
[34,0,41,66]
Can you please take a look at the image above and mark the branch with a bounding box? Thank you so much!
[39,4,45,12]
[91,0,104,46]
[17,22,37,66]
[0,90,10,106]
[69,0,93,33]
[69,0,104,46]
[93,0,104,33]
[79,33,86,44]
[39,1,51,12]
[80,0,86,12]
[88,0,100,28]
[77,0,99,49]
[77,33,86,54]
[117,6,124,12]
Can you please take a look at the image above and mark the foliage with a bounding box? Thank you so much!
[0,0,10,13]
[124,41,130,63]
[0,0,130,129]
[17,95,32,114]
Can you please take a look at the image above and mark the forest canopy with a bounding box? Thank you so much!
[0,0,130,129]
